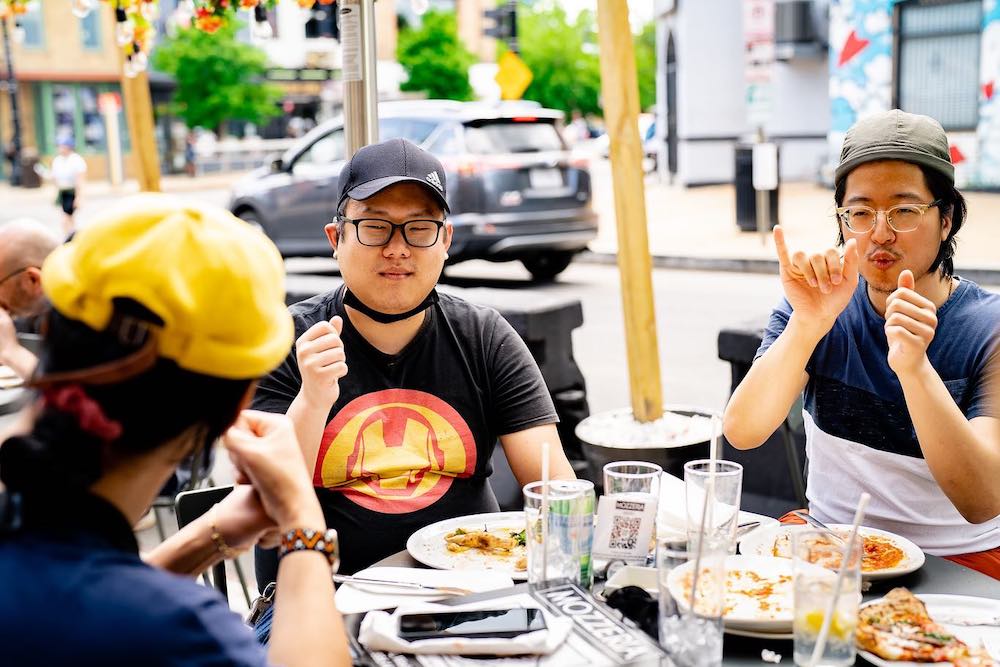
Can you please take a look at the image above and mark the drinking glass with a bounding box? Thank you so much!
[656,536,725,667]
[683,459,743,551]
[603,460,663,499]
[523,479,595,588]
[792,529,862,667]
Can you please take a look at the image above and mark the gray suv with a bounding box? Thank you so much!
[228,100,598,280]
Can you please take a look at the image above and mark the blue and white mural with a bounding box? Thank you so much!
[828,0,1000,187]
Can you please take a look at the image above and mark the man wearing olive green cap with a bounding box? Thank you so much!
[724,110,1000,579]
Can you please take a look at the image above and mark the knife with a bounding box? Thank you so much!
[333,574,471,596]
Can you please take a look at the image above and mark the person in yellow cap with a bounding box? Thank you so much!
[0,194,350,666]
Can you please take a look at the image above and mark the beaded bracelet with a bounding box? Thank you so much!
[279,527,340,572]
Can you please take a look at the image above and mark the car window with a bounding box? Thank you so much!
[379,118,439,145]
[463,120,564,155]
[295,130,344,167]
[427,124,462,155]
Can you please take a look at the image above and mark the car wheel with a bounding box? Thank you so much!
[522,252,575,282]
[236,209,266,233]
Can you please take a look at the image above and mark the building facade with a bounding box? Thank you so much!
[653,0,1000,189]
[0,1,135,182]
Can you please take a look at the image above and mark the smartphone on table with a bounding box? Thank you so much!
[397,608,547,640]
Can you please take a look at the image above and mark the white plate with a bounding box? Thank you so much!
[725,627,793,640]
[738,523,925,580]
[858,594,1000,667]
[667,555,828,632]
[406,511,528,580]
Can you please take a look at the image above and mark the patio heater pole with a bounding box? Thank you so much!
[1,16,23,186]
[341,0,379,159]
[595,0,664,423]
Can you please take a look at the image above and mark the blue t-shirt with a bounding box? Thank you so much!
[0,492,269,666]
[756,277,1000,555]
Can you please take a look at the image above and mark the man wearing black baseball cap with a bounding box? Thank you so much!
[723,110,1000,578]
[252,138,575,583]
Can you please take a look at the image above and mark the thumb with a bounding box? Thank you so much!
[330,315,343,335]
[897,269,915,291]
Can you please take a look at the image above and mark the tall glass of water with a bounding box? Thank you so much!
[656,536,725,667]
[792,529,862,667]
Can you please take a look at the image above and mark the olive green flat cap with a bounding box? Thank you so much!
[835,109,954,185]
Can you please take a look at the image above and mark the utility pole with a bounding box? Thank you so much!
[1,15,23,186]
[340,0,379,159]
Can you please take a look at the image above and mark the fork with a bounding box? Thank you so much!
[333,574,471,596]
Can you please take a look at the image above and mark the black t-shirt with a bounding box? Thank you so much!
[252,286,557,575]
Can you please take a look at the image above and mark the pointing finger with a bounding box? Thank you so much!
[773,225,791,268]
[842,238,859,284]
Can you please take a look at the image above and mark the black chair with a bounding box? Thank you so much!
[175,485,253,608]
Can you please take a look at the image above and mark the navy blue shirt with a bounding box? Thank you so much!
[0,491,269,666]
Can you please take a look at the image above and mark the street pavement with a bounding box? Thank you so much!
[4,158,998,277]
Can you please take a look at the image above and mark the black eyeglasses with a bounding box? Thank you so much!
[338,216,445,248]
[0,266,35,289]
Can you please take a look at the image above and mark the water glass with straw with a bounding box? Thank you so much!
[793,493,870,667]
[659,413,727,667]
[523,441,596,588]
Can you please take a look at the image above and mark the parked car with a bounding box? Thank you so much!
[228,100,599,280]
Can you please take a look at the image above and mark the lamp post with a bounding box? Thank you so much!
[0,14,24,186]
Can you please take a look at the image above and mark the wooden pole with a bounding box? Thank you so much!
[119,70,161,192]
[110,7,160,192]
[596,0,663,423]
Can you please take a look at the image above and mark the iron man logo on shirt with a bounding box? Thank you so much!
[315,389,477,513]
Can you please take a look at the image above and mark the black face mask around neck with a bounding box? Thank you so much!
[342,288,438,324]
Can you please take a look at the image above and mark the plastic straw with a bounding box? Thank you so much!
[688,414,721,615]
[540,441,550,582]
[808,492,870,667]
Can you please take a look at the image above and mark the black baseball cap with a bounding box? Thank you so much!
[336,138,449,214]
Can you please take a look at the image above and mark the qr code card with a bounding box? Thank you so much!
[592,494,657,563]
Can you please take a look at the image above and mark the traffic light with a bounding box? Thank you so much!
[484,1,518,53]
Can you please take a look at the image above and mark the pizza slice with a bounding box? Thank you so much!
[857,588,995,666]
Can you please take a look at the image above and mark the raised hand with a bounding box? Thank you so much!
[211,485,283,553]
[295,315,348,412]
[222,410,325,533]
[773,225,859,334]
[885,270,937,377]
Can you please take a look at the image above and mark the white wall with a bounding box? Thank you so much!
[659,0,830,185]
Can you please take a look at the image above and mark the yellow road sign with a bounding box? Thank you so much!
[495,51,533,100]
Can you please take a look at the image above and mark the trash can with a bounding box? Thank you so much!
[18,156,42,188]
[717,319,806,517]
[734,144,779,232]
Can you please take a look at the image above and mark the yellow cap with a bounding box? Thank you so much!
[42,194,294,380]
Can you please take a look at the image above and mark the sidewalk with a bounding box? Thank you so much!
[0,171,244,205]
[586,160,1000,281]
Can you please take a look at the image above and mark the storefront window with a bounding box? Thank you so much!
[79,87,106,152]
[52,85,77,147]
[39,83,127,155]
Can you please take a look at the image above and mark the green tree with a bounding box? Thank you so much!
[153,22,281,134]
[634,21,657,112]
[514,4,602,117]
[397,10,475,101]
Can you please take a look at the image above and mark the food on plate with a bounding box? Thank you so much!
[676,566,795,619]
[857,588,996,666]
[772,531,906,572]
[443,526,527,571]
